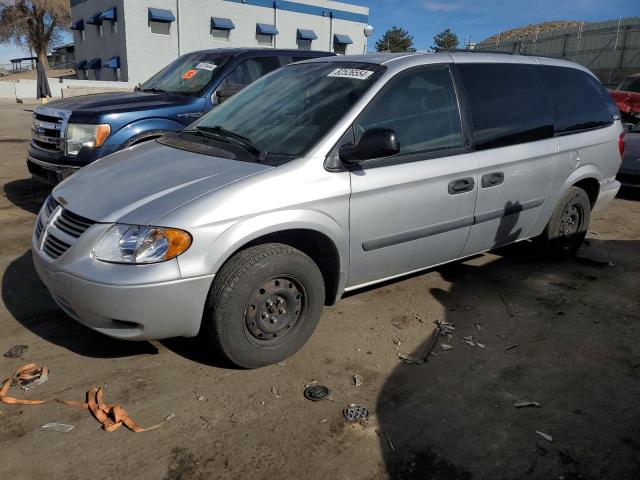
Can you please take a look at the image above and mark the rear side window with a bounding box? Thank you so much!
[457,63,554,150]
[217,56,281,101]
[540,66,616,134]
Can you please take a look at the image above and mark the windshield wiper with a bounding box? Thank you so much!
[140,87,171,94]
[196,125,268,161]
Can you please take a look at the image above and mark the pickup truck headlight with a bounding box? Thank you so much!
[93,224,192,264]
[66,123,110,155]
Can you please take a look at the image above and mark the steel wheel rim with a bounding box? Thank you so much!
[244,276,306,346]
[560,201,584,237]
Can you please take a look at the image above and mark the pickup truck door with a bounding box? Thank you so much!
[347,65,478,288]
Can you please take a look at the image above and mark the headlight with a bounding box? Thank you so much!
[93,224,192,264]
[66,123,110,155]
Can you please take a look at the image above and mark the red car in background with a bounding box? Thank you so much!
[610,74,640,125]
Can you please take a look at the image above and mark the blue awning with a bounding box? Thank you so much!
[70,20,84,31]
[148,8,175,23]
[297,29,317,40]
[104,56,120,69]
[256,23,279,35]
[333,34,353,45]
[86,13,102,25]
[211,17,235,30]
[75,60,87,70]
[100,7,117,22]
[87,58,102,69]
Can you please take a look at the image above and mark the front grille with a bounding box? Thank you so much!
[32,110,65,152]
[44,195,57,215]
[35,218,43,239]
[54,209,94,238]
[43,233,71,259]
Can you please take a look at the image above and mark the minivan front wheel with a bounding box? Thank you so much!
[538,186,591,258]
[204,243,325,368]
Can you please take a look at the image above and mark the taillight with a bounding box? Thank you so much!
[619,131,625,158]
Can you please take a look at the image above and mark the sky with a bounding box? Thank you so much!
[1,0,638,66]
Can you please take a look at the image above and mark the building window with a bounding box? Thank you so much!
[150,21,171,35]
[212,29,230,41]
[256,33,273,46]
[334,43,347,55]
[297,39,311,50]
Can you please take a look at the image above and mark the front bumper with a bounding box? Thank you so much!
[32,239,214,340]
[27,155,80,185]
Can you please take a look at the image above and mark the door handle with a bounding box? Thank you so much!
[481,172,504,188]
[448,177,475,195]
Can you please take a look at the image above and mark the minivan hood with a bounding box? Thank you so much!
[52,140,272,224]
[45,91,198,120]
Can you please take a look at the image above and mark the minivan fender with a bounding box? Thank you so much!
[107,117,186,150]
[192,209,349,299]
[528,164,603,238]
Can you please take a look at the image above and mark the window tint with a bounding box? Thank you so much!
[540,66,616,134]
[457,63,554,150]
[617,76,640,93]
[218,57,280,100]
[355,66,464,157]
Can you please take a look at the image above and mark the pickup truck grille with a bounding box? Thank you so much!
[31,109,68,153]
[36,196,96,260]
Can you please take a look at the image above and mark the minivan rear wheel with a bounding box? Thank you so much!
[538,186,591,258]
[204,243,325,369]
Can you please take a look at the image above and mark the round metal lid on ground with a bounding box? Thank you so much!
[303,385,330,402]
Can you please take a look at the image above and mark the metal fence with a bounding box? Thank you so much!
[475,17,640,87]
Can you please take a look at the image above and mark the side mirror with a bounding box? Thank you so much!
[339,128,400,163]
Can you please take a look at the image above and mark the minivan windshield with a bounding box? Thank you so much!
[139,52,229,96]
[190,62,386,157]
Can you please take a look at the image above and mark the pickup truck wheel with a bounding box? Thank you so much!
[205,243,325,369]
[537,186,591,258]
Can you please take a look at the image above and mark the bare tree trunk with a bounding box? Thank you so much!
[37,48,49,69]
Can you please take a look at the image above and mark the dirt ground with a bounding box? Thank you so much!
[1,101,639,480]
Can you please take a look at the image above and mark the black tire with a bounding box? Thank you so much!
[537,186,591,258]
[204,243,325,369]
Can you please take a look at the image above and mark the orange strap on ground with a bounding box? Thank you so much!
[1,363,167,433]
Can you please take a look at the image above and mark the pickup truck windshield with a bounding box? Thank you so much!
[139,53,229,96]
[191,62,386,156]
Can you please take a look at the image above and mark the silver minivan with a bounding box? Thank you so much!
[32,52,623,368]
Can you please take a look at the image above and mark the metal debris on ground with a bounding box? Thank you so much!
[343,404,369,423]
[440,344,453,351]
[20,367,48,391]
[304,380,319,388]
[196,395,205,401]
[411,313,428,325]
[505,344,518,351]
[475,323,482,331]
[277,361,287,366]
[4,344,28,358]
[352,375,363,387]
[514,400,541,408]
[385,432,396,452]
[536,431,553,442]
[41,423,74,433]
[463,336,485,348]
[436,320,455,335]
[271,386,280,398]
[397,353,424,365]
[501,294,516,317]
[303,385,330,402]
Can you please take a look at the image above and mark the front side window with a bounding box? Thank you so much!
[457,63,554,150]
[541,66,617,134]
[192,62,386,157]
[355,66,464,157]
[139,53,229,96]
[216,57,280,101]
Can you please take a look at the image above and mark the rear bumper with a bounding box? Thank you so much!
[32,247,214,340]
[593,178,621,213]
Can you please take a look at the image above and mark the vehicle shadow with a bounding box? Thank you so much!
[3,178,50,215]
[2,251,159,358]
[617,186,640,201]
[376,212,640,478]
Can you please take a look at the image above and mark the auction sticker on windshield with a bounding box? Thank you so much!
[327,68,375,80]
[196,62,217,71]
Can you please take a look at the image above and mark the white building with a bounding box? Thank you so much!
[70,0,371,84]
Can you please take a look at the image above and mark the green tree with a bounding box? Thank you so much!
[375,26,414,53]
[0,0,71,68]
[432,28,459,50]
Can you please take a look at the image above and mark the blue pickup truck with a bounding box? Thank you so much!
[28,48,333,184]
